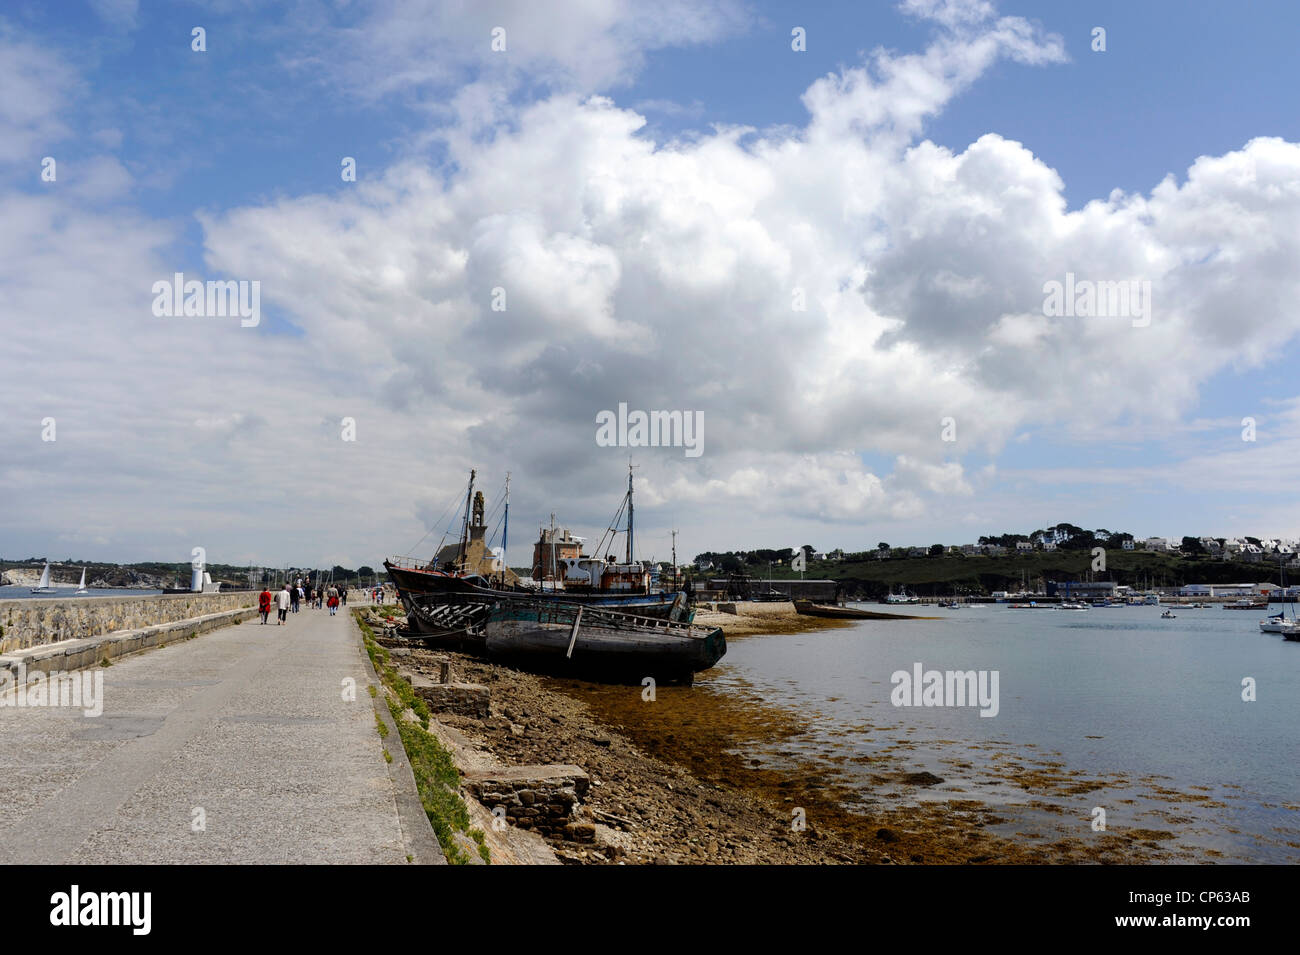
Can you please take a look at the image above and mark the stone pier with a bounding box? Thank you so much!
[0,592,256,653]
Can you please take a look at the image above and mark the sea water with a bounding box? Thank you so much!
[0,586,164,600]
[702,604,1300,862]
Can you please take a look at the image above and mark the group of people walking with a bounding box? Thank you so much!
[257,578,347,625]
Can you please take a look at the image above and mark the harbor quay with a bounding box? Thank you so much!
[0,596,427,864]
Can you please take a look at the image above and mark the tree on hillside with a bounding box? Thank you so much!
[1181,536,1205,556]
[982,533,1030,548]
[929,544,945,556]
[1060,531,1098,550]
[357,565,375,578]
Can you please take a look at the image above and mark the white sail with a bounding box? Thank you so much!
[31,561,54,593]
[76,567,87,593]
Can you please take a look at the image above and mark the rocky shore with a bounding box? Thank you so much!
[392,641,865,863]
[371,601,1196,864]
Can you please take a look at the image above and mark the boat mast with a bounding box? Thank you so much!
[502,471,510,587]
[549,513,557,592]
[625,459,635,565]
[671,528,678,593]
[457,469,476,573]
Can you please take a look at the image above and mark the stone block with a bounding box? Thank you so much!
[410,676,491,719]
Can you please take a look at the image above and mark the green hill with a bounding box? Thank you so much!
[750,551,1281,598]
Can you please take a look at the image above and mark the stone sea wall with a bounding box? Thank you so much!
[0,592,256,653]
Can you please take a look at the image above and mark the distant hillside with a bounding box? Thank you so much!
[0,559,353,590]
[738,551,1284,598]
[0,560,182,589]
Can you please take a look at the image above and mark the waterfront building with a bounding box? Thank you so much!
[532,525,584,581]
[1180,583,1276,597]
[1046,581,1116,598]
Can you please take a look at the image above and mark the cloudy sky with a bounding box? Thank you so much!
[4,0,1300,571]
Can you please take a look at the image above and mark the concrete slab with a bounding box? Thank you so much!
[0,606,418,864]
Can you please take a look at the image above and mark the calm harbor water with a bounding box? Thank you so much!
[701,604,1300,863]
[0,586,163,600]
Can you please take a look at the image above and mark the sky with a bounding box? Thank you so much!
[4,0,1300,571]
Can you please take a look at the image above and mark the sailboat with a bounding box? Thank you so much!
[75,567,88,594]
[1260,564,1300,634]
[1261,611,1300,636]
[30,561,56,594]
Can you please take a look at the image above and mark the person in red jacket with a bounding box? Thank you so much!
[258,588,273,624]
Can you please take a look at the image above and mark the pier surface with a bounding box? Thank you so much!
[0,607,413,863]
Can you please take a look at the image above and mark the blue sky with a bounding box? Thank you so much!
[18,1,1300,210]
[4,0,1300,568]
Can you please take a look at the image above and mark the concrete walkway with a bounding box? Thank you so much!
[0,605,412,863]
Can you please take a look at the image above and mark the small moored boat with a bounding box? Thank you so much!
[794,600,925,620]
[1225,598,1267,610]
[483,598,725,682]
